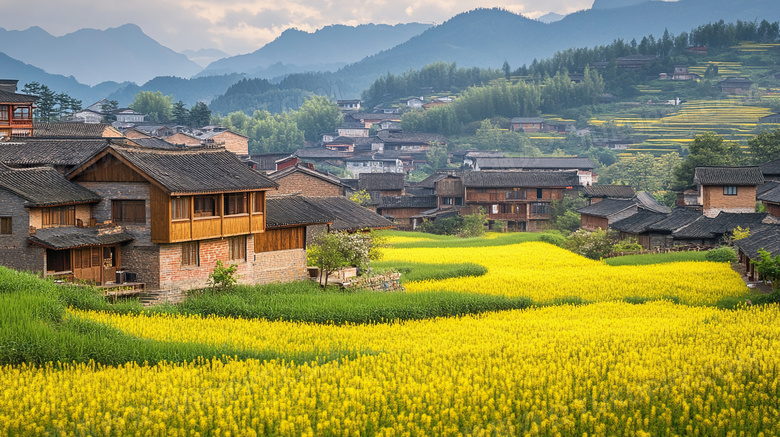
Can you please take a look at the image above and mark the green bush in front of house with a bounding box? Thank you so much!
[705,247,738,263]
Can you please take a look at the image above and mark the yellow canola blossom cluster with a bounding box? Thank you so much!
[382,242,748,305]
[3,302,780,436]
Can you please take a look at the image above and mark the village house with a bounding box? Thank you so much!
[375,130,447,152]
[759,114,780,124]
[125,125,176,139]
[0,79,37,139]
[376,195,439,230]
[581,185,636,205]
[345,113,402,129]
[693,166,764,217]
[718,77,754,95]
[472,157,597,186]
[69,109,105,124]
[0,138,120,174]
[734,225,780,282]
[510,117,546,133]
[670,212,777,247]
[114,108,146,124]
[758,181,780,218]
[761,158,780,181]
[267,163,350,197]
[345,156,404,176]
[610,209,670,248]
[578,192,669,232]
[337,100,361,112]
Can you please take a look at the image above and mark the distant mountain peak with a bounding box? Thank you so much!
[537,12,566,23]
[591,0,653,9]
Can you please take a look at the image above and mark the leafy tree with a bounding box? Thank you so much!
[564,228,617,260]
[705,247,737,263]
[101,100,119,123]
[502,61,511,80]
[307,232,347,288]
[130,91,173,123]
[672,132,744,189]
[189,102,212,128]
[754,249,780,289]
[349,190,373,207]
[426,142,449,170]
[292,96,342,142]
[207,260,239,291]
[171,101,190,125]
[748,128,780,165]
[460,208,487,238]
[550,197,585,233]
[216,110,305,153]
[307,231,383,287]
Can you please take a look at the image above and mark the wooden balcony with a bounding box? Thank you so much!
[487,213,527,221]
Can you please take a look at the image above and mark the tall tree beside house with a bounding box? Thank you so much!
[101,100,119,123]
[292,96,342,142]
[189,102,212,128]
[426,142,449,170]
[171,100,189,125]
[748,128,780,165]
[671,132,744,189]
[22,82,80,122]
[55,92,81,119]
[130,91,173,123]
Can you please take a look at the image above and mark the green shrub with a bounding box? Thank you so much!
[704,247,737,263]
[539,232,566,247]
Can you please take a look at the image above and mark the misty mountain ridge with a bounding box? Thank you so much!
[0,24,201,86]
[181,48,232,68]
[197,22,432,78]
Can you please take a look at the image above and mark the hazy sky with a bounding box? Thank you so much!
[1,0,593,55]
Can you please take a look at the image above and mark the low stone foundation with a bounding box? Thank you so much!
[346,272,404,292]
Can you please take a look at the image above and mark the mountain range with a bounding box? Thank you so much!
[1,0,779,107]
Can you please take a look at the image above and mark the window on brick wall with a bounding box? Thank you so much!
[112,200,146,224]
[181,242,199,267]
[536,188,543,199]
[42,206,75,228]
[224,193,248,215]
[0,217,11,234]
[723,186,738,196]
[172,197,190,220]
[228,236,246,261]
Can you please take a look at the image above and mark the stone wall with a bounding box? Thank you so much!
[346,272,403,292]
[78,182,153,245]
[121,245,161,290]
[0,191,45,273]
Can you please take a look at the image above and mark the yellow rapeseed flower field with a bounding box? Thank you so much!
[2,302,780,436]
[382,241,748,305]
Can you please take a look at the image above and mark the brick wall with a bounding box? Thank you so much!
[273,172,342,196]
[252,248,307,284]
[78,182,153,245]
[215,132,249,155]
[702,185,757,217]
[0,191,45,272]
[159,237,255,290]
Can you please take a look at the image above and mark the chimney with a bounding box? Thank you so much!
[0,80,19,94]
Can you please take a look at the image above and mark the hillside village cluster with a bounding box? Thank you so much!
[2,77,780,302]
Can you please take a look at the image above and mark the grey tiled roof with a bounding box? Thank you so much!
[128,137,185,150]
[294,148,347,159]
[0,89,38,104]
[577,198,637,217]
[376,130,447,144]
[0,163,100,206]
[358,173,405,191]
[265,195,334,228]
[694,166,764,186]
[463,170,580,188]
[645,208,702,233]
[582,185,635,199]
[610,209,667,234]
[761,158,780,176]
[634,191,671,214]
[301,196,394,231]
[758,181,780,203]
[32,122,120,138]
[734,225,780,259]
[673,213,777,239]
[28,227,134,249]
[268,164,346,187]
[475,157,595,170]
[76,145,278,195]
[379,195,438,209]
[0,138,112,168]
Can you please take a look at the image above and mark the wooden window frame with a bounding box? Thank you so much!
[181,242,199,267]
[228,236,246,262]
[224,193,248,216]
[536,188,544,199]
[13,107,31,120]
[253,192,264,214]
[172,197,191,221]
[0,217,11,234]
[723,186,738,196]
[42,206,76,228]
[193,195,217,218]
[0,105,8,121]
[112,200,146,224]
